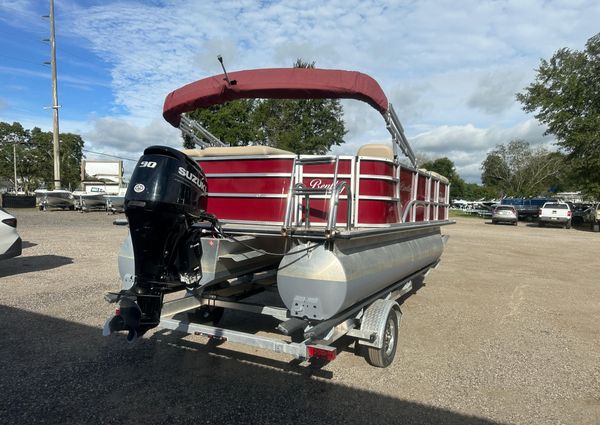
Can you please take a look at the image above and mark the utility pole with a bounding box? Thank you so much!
[49,0,61,189]
[2,133,20,193]
[13,142,18,193]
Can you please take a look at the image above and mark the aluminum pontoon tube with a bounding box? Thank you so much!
[277,227,444,321]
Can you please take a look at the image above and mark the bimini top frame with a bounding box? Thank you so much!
[162,68,417,167]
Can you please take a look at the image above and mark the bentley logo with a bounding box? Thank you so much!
[309,179,346,194]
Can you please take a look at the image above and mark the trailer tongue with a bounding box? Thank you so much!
[103,67,452,367]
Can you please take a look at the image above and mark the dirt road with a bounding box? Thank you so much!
[1,210,598,424]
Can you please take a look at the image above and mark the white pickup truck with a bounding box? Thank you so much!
[538,202,572,229]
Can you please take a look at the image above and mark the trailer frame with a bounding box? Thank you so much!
[152,261,439,366]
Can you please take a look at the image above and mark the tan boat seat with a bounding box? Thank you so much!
[419,168,450,184]
[356,144,394,160]
[182,146,294,157]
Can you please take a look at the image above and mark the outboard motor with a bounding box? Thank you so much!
[106,146,209,338]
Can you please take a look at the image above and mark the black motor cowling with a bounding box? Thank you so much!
[122,145,208,334]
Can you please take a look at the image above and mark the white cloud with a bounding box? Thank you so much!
[0,65,110,89]
[83,117,180,156]
[412,119,556,182]
[467,69,527,115]
[3,0,599,183]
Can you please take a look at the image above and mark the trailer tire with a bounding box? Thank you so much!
[366,308,400,368]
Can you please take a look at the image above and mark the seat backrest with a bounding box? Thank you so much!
[356,143,394,160]
[182,146,294,157]
[419,168,450,184]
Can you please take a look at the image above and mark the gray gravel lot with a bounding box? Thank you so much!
[0,209,599,424]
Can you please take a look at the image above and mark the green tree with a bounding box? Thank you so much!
[187,59,347,154]
[480,139,561,197]
[462,182,499,200]
[186,99,257,148]
[516,33,600,199]
[0,121,84,191]
[0,122,30,191]
[420,157,466,199]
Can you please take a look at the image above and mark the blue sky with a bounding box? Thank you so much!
[1,0,599,181]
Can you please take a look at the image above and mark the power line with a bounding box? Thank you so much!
[82,148,137,162]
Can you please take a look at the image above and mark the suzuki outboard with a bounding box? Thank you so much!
[104,146,209,339]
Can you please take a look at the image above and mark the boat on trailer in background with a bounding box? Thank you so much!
[73,187,108,212]
[36,189,75,211]
[104,67,453,367]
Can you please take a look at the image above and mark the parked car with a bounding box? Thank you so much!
[500,197,555,220]
[538,202,572,229]
[492,205,518,225]
[582,203,600,231]
[0,208,22,260]
[571,203,593,226]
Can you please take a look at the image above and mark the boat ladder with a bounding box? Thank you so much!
[281,156,352,238]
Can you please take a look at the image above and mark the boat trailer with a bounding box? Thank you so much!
[105,261,439,367]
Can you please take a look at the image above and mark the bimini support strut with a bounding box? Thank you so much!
[384,104,417,168]
[179,113,227,149]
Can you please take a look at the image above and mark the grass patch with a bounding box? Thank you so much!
[449,209,487,219]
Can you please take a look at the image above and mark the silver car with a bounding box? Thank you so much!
[0,208,22,260]
[492,205,518,225]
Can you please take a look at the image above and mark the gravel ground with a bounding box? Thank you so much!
[0,209,599,424]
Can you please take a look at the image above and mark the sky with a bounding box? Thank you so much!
[0,0,599,182]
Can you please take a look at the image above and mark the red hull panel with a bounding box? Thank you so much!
[207,197,287,223]
[358,200,399,224]
[207,177,289,195]
[192,155,449,226]
[200,158,294,174]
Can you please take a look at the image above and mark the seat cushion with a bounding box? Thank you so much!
[356,143,394,160]
[182,146,294,157]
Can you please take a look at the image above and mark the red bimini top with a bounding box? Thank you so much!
[163,68,389,127]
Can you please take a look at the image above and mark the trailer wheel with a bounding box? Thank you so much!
[189,305,224,325]
[366,308,400,368]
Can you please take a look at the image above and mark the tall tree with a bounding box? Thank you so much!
[420,157,466,199]
[516,33,600,198]
[480,139,561,197]
[187,59,347,154]
[186,99,257,148]
[0,122,29,191]
[0,122,84,191]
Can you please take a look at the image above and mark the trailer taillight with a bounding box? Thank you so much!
[307,345,337,361]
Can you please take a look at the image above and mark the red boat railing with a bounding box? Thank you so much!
[189,147,450,233]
